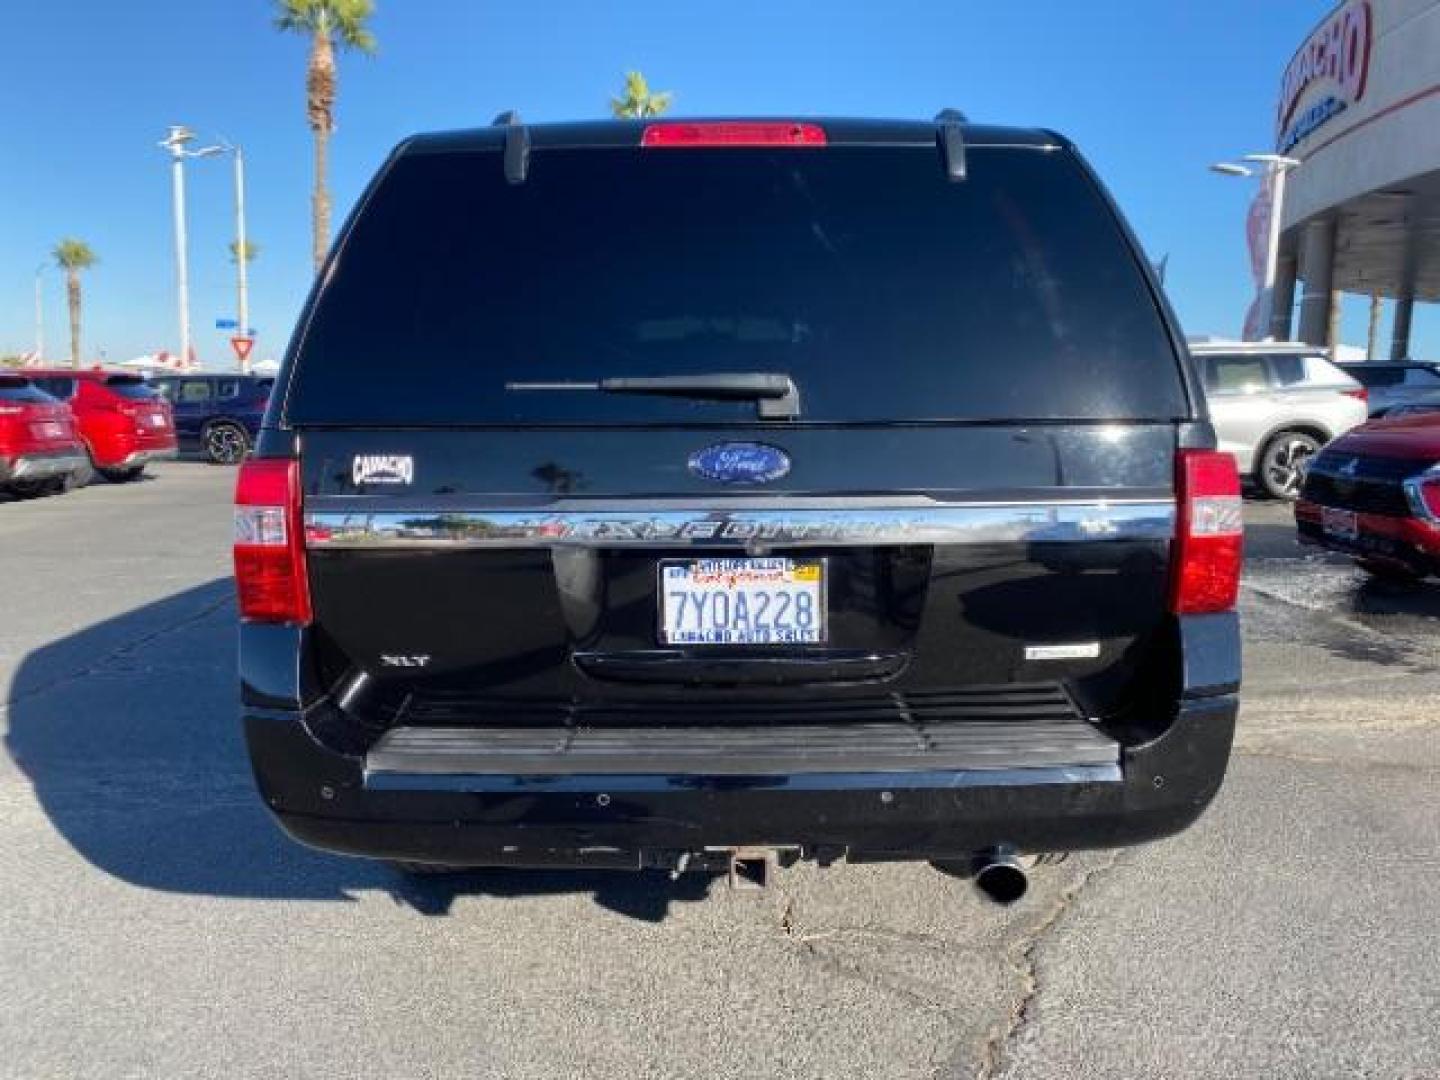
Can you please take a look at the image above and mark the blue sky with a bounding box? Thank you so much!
[2,1,1430,366]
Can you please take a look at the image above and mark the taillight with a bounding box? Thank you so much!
[1342,388,1369,403]
[1169,449,1243,614]
[1404,469,1440,523]
[641,121,827,148]
[234,459,311,624]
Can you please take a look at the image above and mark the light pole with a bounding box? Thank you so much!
[218,141,251,372]
[1210,153,1302,342]
[158,125,224,369]
[33,262,46,363]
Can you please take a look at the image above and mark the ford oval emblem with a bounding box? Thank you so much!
[688,442,791,485]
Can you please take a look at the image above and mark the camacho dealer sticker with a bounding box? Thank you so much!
[352,454,414,486]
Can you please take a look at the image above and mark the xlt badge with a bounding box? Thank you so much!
[352,454,414,486]
[688,442,791,485]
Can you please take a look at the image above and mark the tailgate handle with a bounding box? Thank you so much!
[573,650,908,686]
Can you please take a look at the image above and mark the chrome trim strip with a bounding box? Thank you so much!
[305,500,1175,550]
[364,764,1123,793]
[0,453,89,482]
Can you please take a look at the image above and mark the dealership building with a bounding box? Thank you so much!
[1271,0,1440,357]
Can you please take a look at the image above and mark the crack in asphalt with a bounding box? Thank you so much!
[973,851,1121,1080]
[772,857,1129,1080]
[0,596,232,718]
[775,893,983,1063]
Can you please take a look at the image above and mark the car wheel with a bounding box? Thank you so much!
[1258,431,1321,500]
[204,422,250,465]
[98,466,145,483]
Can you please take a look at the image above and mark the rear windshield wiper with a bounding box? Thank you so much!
[506,372,801,419]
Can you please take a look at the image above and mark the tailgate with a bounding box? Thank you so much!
[299,424,1177,733]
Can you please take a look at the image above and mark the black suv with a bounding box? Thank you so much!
[236,117,1241,898]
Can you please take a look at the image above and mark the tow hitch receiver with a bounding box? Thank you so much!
[714,846,800,891]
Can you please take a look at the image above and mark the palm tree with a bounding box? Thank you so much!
[229,240,261,265]
[52,239,97,369]
[609,71,673,119]
[274,0,377,271]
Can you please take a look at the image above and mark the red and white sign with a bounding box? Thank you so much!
[230,336,255,364]
[1245,172,1273,288]
[1241,173,1274,341]
[1277,1,1372,138]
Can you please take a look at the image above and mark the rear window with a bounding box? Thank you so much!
[1343,366,1402,388]
[1271,355,1310,386]
[287,145,1185,425]
[29,377,75,400]
[177,380,213,403]
[1340,364,1440,389]
[103,375,162,400]
[0,377,55,404]
[1202,355,1271,394]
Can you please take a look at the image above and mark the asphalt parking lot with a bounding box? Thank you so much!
[1,464,1437,1079]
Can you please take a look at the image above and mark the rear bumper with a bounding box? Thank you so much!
[242,694,1236,867]
[0,449,88,483]
[88,432,177,469]
[1295,500,1440,575]
[116,446,179,469]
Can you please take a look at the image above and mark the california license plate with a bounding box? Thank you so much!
[149,414,168,428]
[1323,507,1358,540]
[31,422,63,439]
[660,558,826,645]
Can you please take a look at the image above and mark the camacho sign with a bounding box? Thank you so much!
[1276,1,1372,153]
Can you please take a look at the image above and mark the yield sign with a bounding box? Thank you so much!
[230,336,255,363]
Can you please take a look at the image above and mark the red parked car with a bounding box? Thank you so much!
[1295,410,1440,581]
[0,373,88,497]
[26,369,177,482]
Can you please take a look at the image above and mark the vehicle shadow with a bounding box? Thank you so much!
[2,580,714,922]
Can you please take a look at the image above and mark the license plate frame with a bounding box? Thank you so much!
[657,557,828,646]
[1322,506,1359,541]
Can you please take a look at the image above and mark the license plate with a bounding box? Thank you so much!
[1323,507,1358,540]
[660,558,826,645]
[31,421,63,439]
[149,414,168,428]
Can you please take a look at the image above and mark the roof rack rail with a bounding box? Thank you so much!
[492,110,530,184]
[934,109,967,182]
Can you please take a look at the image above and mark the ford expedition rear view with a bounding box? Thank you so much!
[236,115,1241,900]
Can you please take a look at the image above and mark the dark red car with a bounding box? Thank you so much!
[1295,410,1440,581]
[26,369,177,482]
[0,373,88,497]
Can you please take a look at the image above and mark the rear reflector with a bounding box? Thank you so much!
[1342,388,1369,402]
[641,121,827,148]
[1170,449,1243,615]
[234,458,311,624]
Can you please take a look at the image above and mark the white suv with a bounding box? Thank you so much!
[1190,341,1369,500]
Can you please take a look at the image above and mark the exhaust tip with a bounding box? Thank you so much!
[974,851,1029,905]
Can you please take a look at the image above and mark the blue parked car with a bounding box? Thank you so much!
[148,374,273,464]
